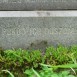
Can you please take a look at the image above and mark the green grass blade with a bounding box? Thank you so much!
[52,64,77,68]
[32,68,41,77]
[40,63,77,68]
[2,70,14,77]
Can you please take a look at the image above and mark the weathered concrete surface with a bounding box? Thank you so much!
[0,0,77,10]
[0,11,77,50]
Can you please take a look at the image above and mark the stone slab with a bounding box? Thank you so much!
[0,0,77,10]
[0,11,77,50]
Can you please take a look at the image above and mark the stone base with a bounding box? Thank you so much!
[0,11,77,50]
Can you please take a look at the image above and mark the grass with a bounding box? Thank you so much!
[1,63,77,77]
[0,45,77,77]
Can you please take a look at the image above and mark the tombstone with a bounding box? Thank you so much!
[0,11,77,50]
[0,0,77,10]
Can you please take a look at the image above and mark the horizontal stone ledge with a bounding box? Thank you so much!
[0,11,77,17]
[0,0,77,10]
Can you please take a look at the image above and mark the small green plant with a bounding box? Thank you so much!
[2,63,77,77]
[24,63,77,77]
[46,45,77,64]
[70,45,77,59]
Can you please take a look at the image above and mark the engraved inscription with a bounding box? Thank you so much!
[1,27,77,37]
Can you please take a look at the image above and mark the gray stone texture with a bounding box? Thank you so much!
[0,17,77,50]
[0,0,77,10]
